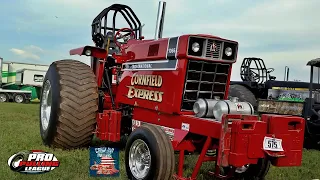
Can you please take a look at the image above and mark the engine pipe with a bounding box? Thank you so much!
[154,1,166,40]
[284,66,290,81]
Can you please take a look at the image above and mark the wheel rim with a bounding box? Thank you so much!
[235,164,250,173]
[129,139,151,179]
[40,80,52,131]
[14,95,24,103]
[0,94,7,102]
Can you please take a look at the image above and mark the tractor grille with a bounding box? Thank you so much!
[205,39,223,59]
[181,60,230,111]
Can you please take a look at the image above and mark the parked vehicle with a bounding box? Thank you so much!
[229,57,320,109]
[0,57,48,103]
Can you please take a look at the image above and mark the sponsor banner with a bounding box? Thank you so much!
[89,147,120,177]
[258,99,304,116]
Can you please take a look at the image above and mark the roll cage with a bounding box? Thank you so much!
[91,3,143,49]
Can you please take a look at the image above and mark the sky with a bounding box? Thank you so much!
[0,0,319,82]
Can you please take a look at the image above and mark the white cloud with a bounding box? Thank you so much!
[9,48,40,60]
[25,45,44,53]
[9,0,319,83]
[170,0,320,83]
[16,0,189,39]
[186,0,320,46]
[9,45,45,61]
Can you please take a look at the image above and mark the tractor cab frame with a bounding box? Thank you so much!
[91,3,143,54]
[240,57,276,84]
[238,57,276,98]
[303,58,320,144]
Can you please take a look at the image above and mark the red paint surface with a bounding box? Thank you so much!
[70,33,305,179]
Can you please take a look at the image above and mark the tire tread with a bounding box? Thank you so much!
[229,84,257,108]
[51,59,98,149]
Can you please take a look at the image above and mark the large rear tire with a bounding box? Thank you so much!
[125,124,175,180]
[219,158,270,180]
[228,84,257,109]
[39,59,98,149]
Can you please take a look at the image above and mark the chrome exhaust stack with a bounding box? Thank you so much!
[154,1,166,40]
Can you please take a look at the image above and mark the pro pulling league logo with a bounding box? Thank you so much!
[7,150,60,174]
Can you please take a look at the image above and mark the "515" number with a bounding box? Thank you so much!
[267,140,278,149]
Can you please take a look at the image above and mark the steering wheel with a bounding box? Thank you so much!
[249,69,261,81]
[243,68,260,82]
[114,28,136,48]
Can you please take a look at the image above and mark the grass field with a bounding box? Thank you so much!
[0,102,320,180]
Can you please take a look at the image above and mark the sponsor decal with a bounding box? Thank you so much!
[210,43,217,52]
[89,147,120,177]
[126,63,152,69]
[235,103,244,111]
[166,36,179,60]
[123,60,177,71]
[272,87,308,91]
[267,89,309,102]
[127,74,164,102]
[122,36,180,71]
[7,150,59,174]
[181,123,190,131]
[132,120,175,141]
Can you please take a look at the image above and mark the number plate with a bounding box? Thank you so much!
[263,137,284,151]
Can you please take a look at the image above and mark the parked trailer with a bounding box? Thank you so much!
[0,88,32,103]
[0,57,49,103]
[16,68,46,87]
[39,2,305,180]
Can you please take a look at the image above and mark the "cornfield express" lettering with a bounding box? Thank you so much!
[127,74,164,102]
[130,74,162,87]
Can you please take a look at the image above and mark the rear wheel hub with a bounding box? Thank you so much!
[40,80,52,131]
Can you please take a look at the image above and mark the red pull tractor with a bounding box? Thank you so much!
[39,1,305,179]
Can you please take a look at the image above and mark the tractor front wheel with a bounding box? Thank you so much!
[39,59,98,149]
[125,124,175,180]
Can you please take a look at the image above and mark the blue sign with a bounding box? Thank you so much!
[89,147,120,177]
